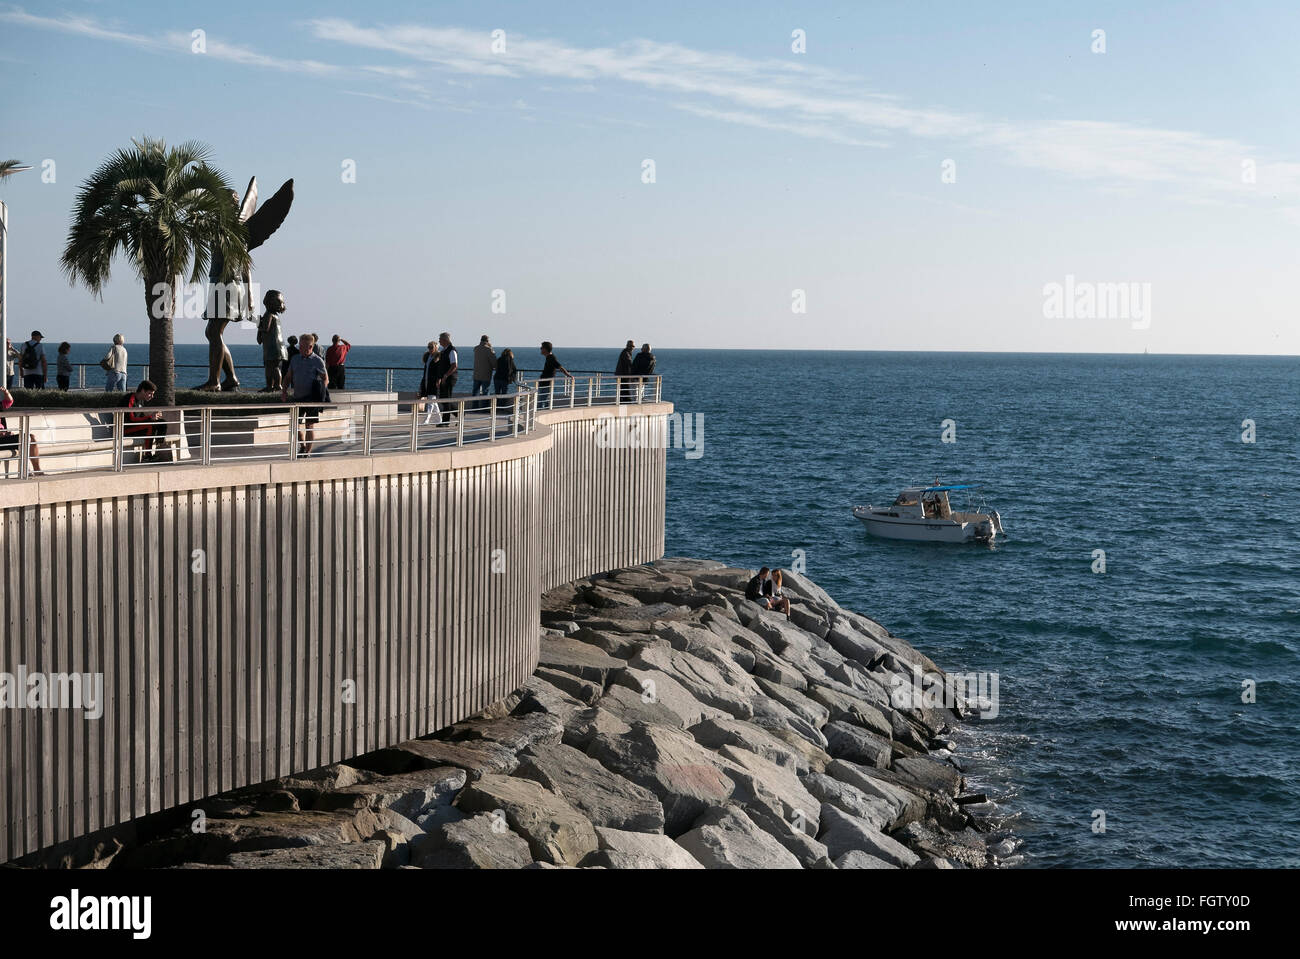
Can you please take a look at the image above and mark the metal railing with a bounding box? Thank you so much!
[0,374,662,481]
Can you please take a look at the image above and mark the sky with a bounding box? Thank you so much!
[1,0,1298,353]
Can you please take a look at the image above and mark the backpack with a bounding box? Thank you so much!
[20,341,39,370]
[100,349,113,372]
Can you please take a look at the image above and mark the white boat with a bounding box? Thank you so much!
[853,484,1003,543]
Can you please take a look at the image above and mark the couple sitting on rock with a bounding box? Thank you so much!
[745,566,791,618]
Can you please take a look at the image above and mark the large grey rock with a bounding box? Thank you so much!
[514,674,589,725]
[583,827,704,869]
[825,623,888,668]
[586,723,738,835]
[583,584,644,608]
[825,760,927,829]
[421,813,534,869]
[748,695,831,751]
[781,569,842,610]
[561,706,632,750]
[689,717,819,775]
[822,721,893,768]
[800,771,895,831]
[515,743,665,833]
[537,636,625,686]
[629,645,758,719]
[891,756,964,797]
[360,738,519,781]
[227,841,386,869]
[599,682,707,729]
[533,667,603,705]
[442,711,564,753]
[717,744,821,833]
[805,683,892,732]
[202,808,385,853]
[676,805,802,869]
[685,567,753,592]
[456,774,599,866]
[731,782,833,869]
[742,609,817,657]
[315,767,466,820]
[897,821,990,868]
[567,628,649,660]
[817,805,920,868]
[834,849,897,869]
[752,677,831,727]
[609,666,727,729]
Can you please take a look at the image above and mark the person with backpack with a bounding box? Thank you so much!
[19,331,46,390]
[101,334,128,392]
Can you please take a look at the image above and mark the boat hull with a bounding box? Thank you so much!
[853,508,993,543]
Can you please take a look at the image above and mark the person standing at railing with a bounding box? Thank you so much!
[5,339,19,388]
[282,333,328,456]
[325,334,352,390]
[56,342,72,391]
[281,335,298,382]
[615,339,635,404]
[431,332,458,425]
[257,290,287,392]
[494,348,517,395]
[630,342,656,402]
[124,379,167,462]
[18,330,46,390]
[472,335,495,411]
[101,334,128,392]
[0,385,44,474]
[538,341,572,410]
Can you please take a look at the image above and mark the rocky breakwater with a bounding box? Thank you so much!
[41,558,1010,870]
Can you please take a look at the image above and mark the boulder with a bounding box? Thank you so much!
[583,827,704,869]
[896,821,990,869]
[834,849,897,869]
[822,721,893,768]
[583,584,644,608]
[537,636,625,687]
[315,767,466,820]
[442,711,564,753]
[561,706,632,750]
[515,743,665,833]
[716,744,821,833]
[586,723,738,835]
[689,717,817,775]
[356,738,519,781]
[532,667,603,706]
[629,645,758,719]
[807,684,893,736]
[202,808,385,853]
[676,805,802,869]
[891,756,964,797]
[609,666,727,729]
[824,760,927,829]
[226,841,387,869]
[456,774,599,866]
[800,771,895,831]
[817,805,920,868]
[421,813,534,869]
[752,677,831,727]
[748,695,831,751]
[567,628,648,660]
[781,570,842,610]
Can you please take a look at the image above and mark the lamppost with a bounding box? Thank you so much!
[1,162,34,384]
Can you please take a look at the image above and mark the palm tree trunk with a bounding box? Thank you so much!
[146,277,176,406]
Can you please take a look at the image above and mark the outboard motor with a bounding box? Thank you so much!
[991,511,1004,535]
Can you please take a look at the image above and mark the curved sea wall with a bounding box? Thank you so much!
[18,558,1008,870]
[0,402,671,862]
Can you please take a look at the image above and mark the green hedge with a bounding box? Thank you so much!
[6,389,291,410]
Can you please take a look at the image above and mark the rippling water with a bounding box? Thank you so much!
[75,343,1300,867]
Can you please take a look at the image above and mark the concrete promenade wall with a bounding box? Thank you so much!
[0,401,671,861]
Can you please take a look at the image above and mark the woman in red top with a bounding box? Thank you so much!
[125,379,166,461]
[0,385,44,474]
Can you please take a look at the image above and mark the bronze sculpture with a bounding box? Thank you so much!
[198,177,294,391]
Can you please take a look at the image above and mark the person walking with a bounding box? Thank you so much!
[421,343,443,426]
[615,339,635,404]
[102,334,128,392]
[630,342,656,402]
[325,334,351,390]
[538,341,572,410]
[430,332,458,424]
[0,385,44,474]
[18,331,46,389]
[56,342,72,391]
[282,333,329,456]
[472,335,496,410]
[493,348,517,395]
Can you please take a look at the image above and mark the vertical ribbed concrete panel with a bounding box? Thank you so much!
[0,404,670,861]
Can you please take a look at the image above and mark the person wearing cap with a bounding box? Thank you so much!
[615,339,635,403]
[19,330,47,390]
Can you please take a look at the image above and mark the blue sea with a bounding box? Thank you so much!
[59,343,1300,867]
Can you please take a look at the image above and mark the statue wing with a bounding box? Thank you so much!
[244,179,294,252]
[238,176,259,222]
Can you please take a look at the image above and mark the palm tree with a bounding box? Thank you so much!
[61,137,249,405]
[0,159,29,180]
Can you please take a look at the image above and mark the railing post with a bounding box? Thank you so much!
[655,376,662,402]
[201,407,212,466]
[489,395,497,440]
[112,410,124,472]
[456,399,465,446]
[17,414,29,479]
[289,405,298,460]
[410,400,419,451]
[78,365,85,389]
[590,374,598,407]
[363,403,373,456]
[512,394,520,437]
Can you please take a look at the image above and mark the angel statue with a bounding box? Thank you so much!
[198,176,294,390]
